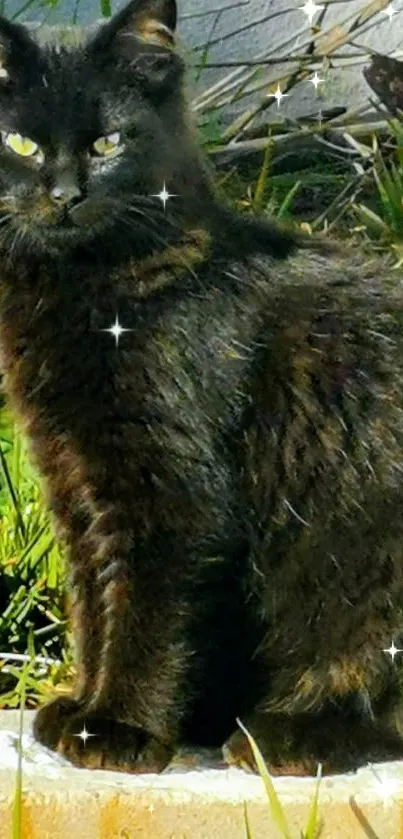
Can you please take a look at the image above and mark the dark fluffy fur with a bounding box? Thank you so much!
[0,0,402,775]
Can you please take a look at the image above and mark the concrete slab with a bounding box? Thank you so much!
[1,710,403,838]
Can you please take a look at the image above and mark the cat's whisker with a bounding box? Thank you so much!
[126,206,183,245]
[126,207,172,236]
[7,223,28,262]
[129,197,183,230]
[0,215,23,259]
[117,205,172,242]
[118,212,171,250]
[127,204,160,224]
[0,222,14,255]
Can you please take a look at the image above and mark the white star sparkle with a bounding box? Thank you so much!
[369,764,402,808]
[299,1,325,25]
[100,315,134,347]
[382,640,403,662]
[150,181,177,211]
[309,71,325,89]
[382,3,399,21]
[74,724,96,746]
[267,84,290,108]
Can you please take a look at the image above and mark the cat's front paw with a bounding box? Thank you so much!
[57,711,173,773]
[33,696,82,751]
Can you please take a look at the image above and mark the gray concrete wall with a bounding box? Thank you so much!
[1,0,402,121]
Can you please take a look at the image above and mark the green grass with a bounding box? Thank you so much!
[0,399,72,709]
[12,655,29,839]
[333,116,403,270]
[353,119,403,249]
[239,720,323,839]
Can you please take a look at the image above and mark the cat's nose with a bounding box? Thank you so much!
[50,183,82,207]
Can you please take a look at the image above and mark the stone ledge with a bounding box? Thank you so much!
[1,710,403,838]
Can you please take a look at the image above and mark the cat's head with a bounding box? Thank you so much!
[0,0,205,257]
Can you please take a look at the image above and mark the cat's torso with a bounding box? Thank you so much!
[2,243,403,571]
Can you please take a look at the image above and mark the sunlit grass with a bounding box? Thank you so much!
[353,118,403,263]
[0,400,71,708]
[11,653,30,839]
[239,720,323,839]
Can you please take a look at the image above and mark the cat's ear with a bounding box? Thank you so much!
[90,0,177,52]
[0,17,39,84]
[88,0,181,94]
[363,54,403,115]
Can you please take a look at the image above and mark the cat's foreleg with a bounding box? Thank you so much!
[39,508,190,771]
[33,510,103,750]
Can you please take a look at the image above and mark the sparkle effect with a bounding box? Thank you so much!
[74,724,96,746]
[309,71,325,90]
[382,640,403,662]
[100,315,134,347]
[150,181,177,211]
[382,3,399,21]
[299,1,325,25]
[267,84,290,108]
[369,764,402,808]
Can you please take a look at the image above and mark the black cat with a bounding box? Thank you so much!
[0,0,402,776]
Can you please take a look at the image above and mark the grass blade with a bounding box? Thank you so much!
[243,801,253,839]
[252,133,274,213]
[277,180,302,219]
[236,718,293,839]
[12,660,27,839]
[302,762,322,839]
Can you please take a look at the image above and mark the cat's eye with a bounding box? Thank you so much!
[2,132,40,158]
[92,132,121,157]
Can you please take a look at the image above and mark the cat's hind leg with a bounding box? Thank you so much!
[223,695,403,776]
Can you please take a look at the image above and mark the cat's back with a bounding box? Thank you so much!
[242,243,402,320]
[236,241,403,398]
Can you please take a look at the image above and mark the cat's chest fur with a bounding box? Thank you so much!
[0,254,262,548]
